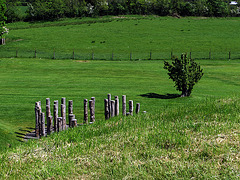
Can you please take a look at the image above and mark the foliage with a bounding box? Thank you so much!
[164,53,204,97]
[0,0,7,37]
[4,0,236,22]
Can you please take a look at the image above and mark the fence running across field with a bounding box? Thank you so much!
[1,47,240,60]
[32,94,142,139]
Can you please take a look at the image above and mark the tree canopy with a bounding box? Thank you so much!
[0,0,7,37]
[5,0,238,22]
[164,54,204,97]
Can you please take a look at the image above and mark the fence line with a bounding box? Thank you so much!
[1,47,240,60]
[32,94,143,139]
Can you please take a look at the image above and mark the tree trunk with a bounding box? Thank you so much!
[181,89,191,97]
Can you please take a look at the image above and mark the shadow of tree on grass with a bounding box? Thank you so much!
[140,93,180,99]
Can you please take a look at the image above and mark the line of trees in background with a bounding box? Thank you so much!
[4,0,240,22]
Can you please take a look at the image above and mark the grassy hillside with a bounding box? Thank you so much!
[0,58,240,152]
[0,16,240,178]
[2,16,240,60]
[0,96,239,179]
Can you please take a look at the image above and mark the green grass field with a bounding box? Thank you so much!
[0,58,239,179]
[0,16,240,179]
[2,16,240,60]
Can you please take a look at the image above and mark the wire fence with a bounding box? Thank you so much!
[1,47,240,60]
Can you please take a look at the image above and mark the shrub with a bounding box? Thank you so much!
[164,53,204,97]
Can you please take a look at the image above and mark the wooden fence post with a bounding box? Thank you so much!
[61,97,66,130]
[229,51,231,60]
[69,114,74,128]
[104,99,109,120]
[72,119,77,127]
[130,52,132,60]
[61,104,66,130]
[68,100,73,126]
[108,94,111,117]
[209,49,211,59]
[16,48,18,58]
[47,116,53,135]
[129,100,133,116]
[46,98,51,117]
[53,100,58,132]
[136,103,140,114]
[122,95,126,116]
[115,96,119,116]
[89,100,95,123]
[41,112,45,137]
[149,51,152,60]
[35,102,40,138]
[91,97,95,122]
[57,117,62,132]
[38,101,42,137]
[84,99,88,124]
[111,100,115,117]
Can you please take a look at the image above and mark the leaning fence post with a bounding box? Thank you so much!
[41,112,45,137]
[84,99,88,124]
[129,100,133,116]
[53,100,58,132]
[136,103,140,114]
[115,96,119,116]
[122,95,126,116]
[104,99,109,120]
[111,100,115,117]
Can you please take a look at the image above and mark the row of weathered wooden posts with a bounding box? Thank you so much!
[34,94,141,138]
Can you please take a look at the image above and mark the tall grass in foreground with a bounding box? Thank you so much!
[1,97,239,179]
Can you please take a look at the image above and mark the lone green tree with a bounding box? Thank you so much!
[164,53,203,97]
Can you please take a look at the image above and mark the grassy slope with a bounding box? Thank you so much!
[0,58,240,151]
[0,96,239,179]
[2,16,240,59]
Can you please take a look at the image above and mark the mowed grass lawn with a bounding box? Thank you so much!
[0,58,240,151]
[2,16,240,60]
